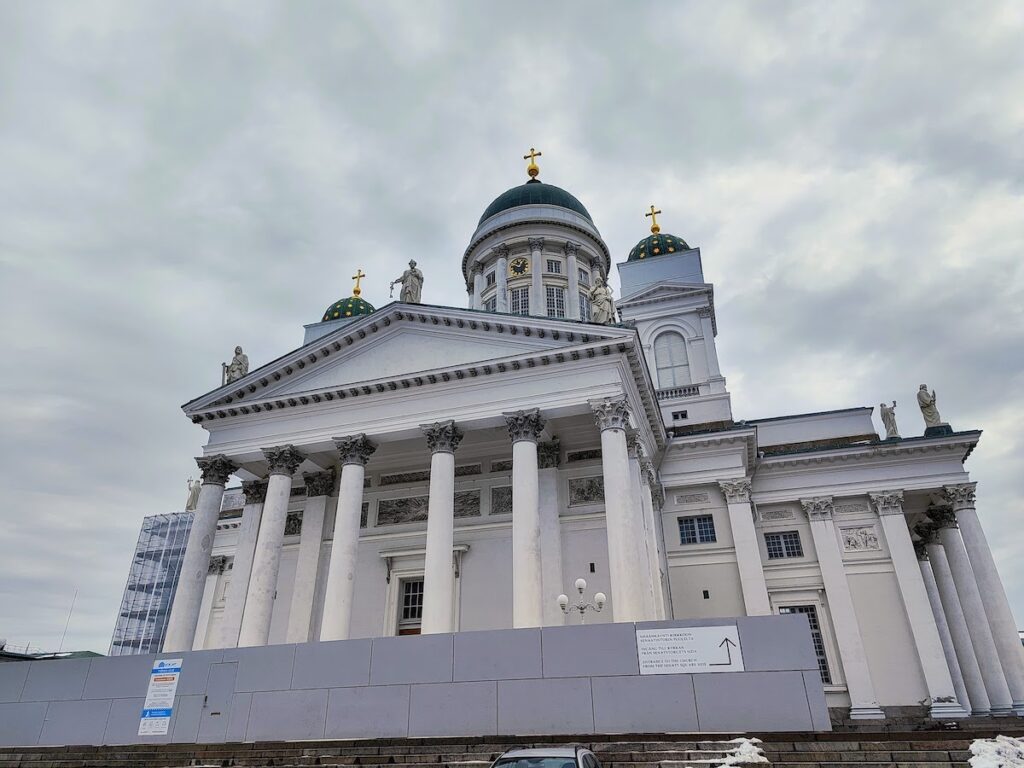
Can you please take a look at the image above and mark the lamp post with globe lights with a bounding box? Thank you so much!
[557,578,606,624]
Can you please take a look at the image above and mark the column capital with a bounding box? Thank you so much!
[625,429,643,459]
[914,520,942,545]
[913,538,929,561]
[869,489,905,516]
[262,445,304,476]
[538,438,561,468]
[650,483,666,512]
[801,496,835,521]
[528,237,545,251]
[698,306,714,319]
[719,478,752,504]
[422,420,464,454]
[208,555,230,575]
[943,483,977,511]
[928,505,959,529]
[196,454,237,486]
[590,396,631,432]
[303,469,336,497]
[493,243,510,259]
[334,434,377,466]
[564,241,580,257]
[639,456,657,487]
[241,479,268,505]
[504,409,546,443]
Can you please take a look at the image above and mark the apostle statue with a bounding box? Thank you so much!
[185,477,201,511]
[879,401,900,439]
[391,259,424,303]
[917,384,946,429]
[222,345,249,385]
[589,274,616,325]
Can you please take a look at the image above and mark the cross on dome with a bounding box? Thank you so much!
[645,205,662,234]
[351,268,366,297]
[523,147,542,179]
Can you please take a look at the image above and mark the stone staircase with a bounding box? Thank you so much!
[1,731,1023,768]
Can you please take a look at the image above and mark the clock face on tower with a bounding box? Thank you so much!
[509,257,530,276]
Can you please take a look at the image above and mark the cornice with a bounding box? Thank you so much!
[755,432,981,470]
[462,215,611,279]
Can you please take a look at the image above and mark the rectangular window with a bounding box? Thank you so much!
[546,259,562,274]
[579,269,590,286]
[765,531,804,559]
[780,605,832,683]
[579,292,591,322]
[399,578,424,635]
[672,410,688,420]
[546,286,566,318]
[510,287,529,315]
[483,296,497,312]
[678,514,716,545]
[485,271,496,286]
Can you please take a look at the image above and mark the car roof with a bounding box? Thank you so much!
[498,748,580,759]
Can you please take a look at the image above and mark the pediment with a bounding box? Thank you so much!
[618,280,711,306]
[184,304,634,415]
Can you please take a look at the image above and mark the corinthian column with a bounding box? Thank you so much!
[237,445,304,647]
[320,435,376,641]
[286,469,335,643]
[914,537,973,715]
[529,237,544,317]
[944,483,1024,714]
[869,491,966,718]
[590,397,648,622]
[164,455,236,652]
[802,497,884,719]
[566,242,581,320]
[537,439,566,626]
[929,506,1014,714]
[639,454,667,619]
[495,244,509,313]
[917,521,990,714]
[505,409,546,628]
[719,479,770,616]
[216,479,267,648]
[421,421,463,634]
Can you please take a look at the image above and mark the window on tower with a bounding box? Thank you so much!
[546,259,562,274]
[485,271,496,287]
[654,331,691,388]
[483,296,497,312]
[510,287,529,315]
[579,269,590,287]
[579,292,591,322]
[546,286,566,318]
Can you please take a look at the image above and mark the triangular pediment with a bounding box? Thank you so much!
[184,303,634,415]
[618,280,712,306]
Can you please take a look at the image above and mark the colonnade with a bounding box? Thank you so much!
[163,396,661,652]
[914,485,1024,716]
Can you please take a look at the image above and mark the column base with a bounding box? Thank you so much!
[1014,701,1024,717]
[928,701,969,719]
[971,707,992,717]
[849,705,886,720]
[989,704,1015,716]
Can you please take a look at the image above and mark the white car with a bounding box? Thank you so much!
[491,747,603,768]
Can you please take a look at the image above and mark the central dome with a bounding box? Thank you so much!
[478,179,593,225]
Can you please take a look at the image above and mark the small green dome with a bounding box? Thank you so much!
[479,179,593,225]
[322,295,375,322]
[627,232,690,261]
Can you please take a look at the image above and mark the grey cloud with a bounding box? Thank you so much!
[0,0,1021,652]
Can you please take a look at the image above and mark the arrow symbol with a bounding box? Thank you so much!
[710,636,737,666]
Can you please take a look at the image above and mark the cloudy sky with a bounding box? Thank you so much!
[1,1,1022,654]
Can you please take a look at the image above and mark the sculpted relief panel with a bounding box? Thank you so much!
[568,476,605,506]
[840,525,881,552]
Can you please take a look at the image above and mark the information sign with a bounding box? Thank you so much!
[636,625,744,674]
[138,658,182,736]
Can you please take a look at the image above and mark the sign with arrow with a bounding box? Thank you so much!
[636,626,745,674]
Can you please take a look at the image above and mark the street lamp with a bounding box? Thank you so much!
[557,578,606,624]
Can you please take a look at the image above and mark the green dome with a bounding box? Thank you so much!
[479,179,593,225]
[321,295,375,322]
[627,232,690,261]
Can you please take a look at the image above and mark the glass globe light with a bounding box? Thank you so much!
[594,592,606,608]
[574,577,587,592]
[557,594,569,609]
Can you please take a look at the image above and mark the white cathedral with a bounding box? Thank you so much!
[162,155,1024,723]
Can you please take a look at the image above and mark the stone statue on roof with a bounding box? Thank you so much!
[917,385,945,429]
[879,401,900,439]
[590,274,616,325]
[185,477,201,511]
[391,259,423,303]
[223,346,249,385]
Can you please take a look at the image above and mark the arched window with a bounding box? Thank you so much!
[654,331,691,388]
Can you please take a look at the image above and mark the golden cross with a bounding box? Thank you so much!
[523,147,542,178]
[645,205,662,234]
[351,268,366,296]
